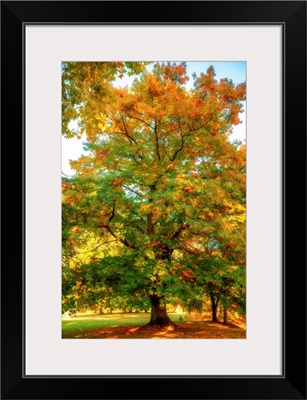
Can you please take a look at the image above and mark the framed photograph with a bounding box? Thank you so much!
[1,1,306,399]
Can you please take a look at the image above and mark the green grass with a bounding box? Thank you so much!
[62,312,186,338]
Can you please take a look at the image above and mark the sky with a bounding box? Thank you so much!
[62,61,246,177]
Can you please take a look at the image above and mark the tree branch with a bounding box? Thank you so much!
[147,212,154,236]
[120,116,138,144]
[171,223,191,240]
[97,202,135,249]
[186,118,213,136]
[171,119,185,162]
[135,224,146,235]
[77,240,117,254]
[154,119,161,162]
[123,185,143,197]
[109,202,116,223]
[130,154,143,166]
[123,110,154,130]
[109,129,137,145]
[104,225,135,250]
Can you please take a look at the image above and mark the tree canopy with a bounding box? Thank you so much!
[62,62,246,326]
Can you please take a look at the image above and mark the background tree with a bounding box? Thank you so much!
[62,62,246,326]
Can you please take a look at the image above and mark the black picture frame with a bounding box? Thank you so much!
[1,1,306,399]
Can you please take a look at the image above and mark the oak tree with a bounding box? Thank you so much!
[62,62,246,326]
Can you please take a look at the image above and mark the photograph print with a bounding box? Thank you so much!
[61,61,246,339]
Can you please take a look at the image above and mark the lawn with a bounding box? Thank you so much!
[62,312,246,339]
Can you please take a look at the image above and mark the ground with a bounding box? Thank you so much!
[62,312,246,339]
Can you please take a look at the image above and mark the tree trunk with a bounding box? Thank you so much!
[210,294,219,322]
[223,305,228,324]
[146,295,176,327]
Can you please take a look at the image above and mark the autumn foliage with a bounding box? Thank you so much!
[62,62,246,326]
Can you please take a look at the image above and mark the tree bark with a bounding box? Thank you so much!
[210,294,219,322]
[223,305,228,324]
[146,295,176,327]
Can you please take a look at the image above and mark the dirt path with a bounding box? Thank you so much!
[69,321,246,339]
